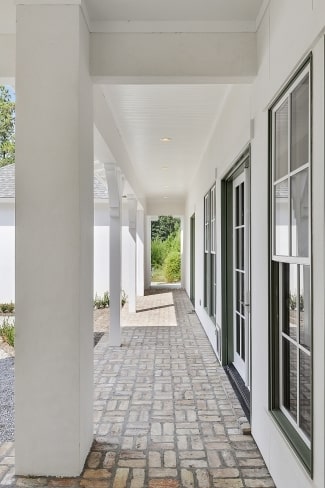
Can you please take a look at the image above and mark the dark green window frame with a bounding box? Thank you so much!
[269,55,313,474]
[204,184,216,321]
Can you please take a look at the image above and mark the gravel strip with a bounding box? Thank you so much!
[0,357,14,442]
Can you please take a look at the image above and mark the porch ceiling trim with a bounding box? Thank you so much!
[90,32,257,83]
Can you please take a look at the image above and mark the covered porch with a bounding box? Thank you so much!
[0,288,274,487]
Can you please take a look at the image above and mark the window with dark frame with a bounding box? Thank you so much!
[204,184,216,320]
[269,59,312,471]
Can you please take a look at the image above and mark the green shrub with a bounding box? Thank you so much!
[165,230,180,254]
[0,318,14,347]
[0,302,15,313]
[151,238,167,268]
[164,251,181,282]
[121,290,127,307]
[94,291,126,308]
[94,292,110,309]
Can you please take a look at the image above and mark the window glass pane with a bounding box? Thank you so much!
[282,264,298,340]
[235,185,239,227]
[275,99,289,180]
[240,228,244,271]
[211,254,216,317]
[291,170,309,257]
[291,74,309,171]
[282,338,297,421]
[274,179,289,256]
[236,229,240,269]
[236,271,240,313]
[299,350,311,440]
[241,318,245,361]
[299,265,311,351]
[241,272,245,316]
[236,313,240,354]
[240,183,244,226]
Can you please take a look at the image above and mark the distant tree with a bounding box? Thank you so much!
[0,86,15,167]
[151,216,180,241]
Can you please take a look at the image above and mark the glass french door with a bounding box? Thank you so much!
[232,172,250,385]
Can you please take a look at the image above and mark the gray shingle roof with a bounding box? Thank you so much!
[0,164,15,198]
[0,164,108,200]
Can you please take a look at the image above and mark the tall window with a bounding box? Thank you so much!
[269,59,312,471]
[204,184,216,320]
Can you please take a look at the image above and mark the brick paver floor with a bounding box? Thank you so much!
[0,288,275,487]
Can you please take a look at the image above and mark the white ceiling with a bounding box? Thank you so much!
[89,0,265,207]
[102,84,230,200]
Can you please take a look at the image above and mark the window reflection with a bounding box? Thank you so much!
[299,350,311,440]
[275,99,289,180]
[299,265,311,351]
[291,75,309,171]
[275,179,289,256]
[282,264,298,340]
[283,338,297,421]
[291,170,309,257]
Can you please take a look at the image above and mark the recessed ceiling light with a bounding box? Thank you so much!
[160,137,172,142]
[163,196,169,199]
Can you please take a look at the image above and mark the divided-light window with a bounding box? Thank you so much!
[269,59,312,471]
[204,184,216,320]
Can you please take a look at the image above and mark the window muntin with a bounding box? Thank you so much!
[270,62,312,461]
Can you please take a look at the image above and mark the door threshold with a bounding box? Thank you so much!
[224,364,250,422]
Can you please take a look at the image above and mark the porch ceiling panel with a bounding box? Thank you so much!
[102,84,229,201]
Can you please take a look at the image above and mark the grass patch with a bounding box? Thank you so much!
[151,266,166,282]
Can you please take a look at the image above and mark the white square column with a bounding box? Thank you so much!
[15,2,93,476]
[136,209,145,297]
[127,195,137,313]
[105,163,122,346]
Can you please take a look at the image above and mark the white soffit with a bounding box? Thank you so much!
[86,0,265,32]
[102,84,229,198]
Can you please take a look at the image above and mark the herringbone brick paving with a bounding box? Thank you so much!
[0,289,275,487]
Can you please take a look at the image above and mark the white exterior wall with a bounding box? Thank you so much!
[0,200,135,303]
[0,201,15,302]
[185,1,325,487]
[94,201,109,297]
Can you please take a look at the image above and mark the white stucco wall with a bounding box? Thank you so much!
[184,1,325,487]
[0,201,15,302]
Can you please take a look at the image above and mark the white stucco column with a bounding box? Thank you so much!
[15,1,93,477]
[127,195,137,312]
[136,208,145,296]
[104,163,122,346]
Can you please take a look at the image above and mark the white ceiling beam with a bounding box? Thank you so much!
[90,32,257,84]
[93,85,146,210]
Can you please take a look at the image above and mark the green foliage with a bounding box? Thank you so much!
[0,318,15,347]
[94,291,127,308]
[151,266,166,282]
[121,290,127,307]
[151,238,168,268]
[151,218,181,283]
[0,302,15,313]
[0,86,15,167]
[151,216,180,241]
[164,251,181,282]
[94,292,110,309]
